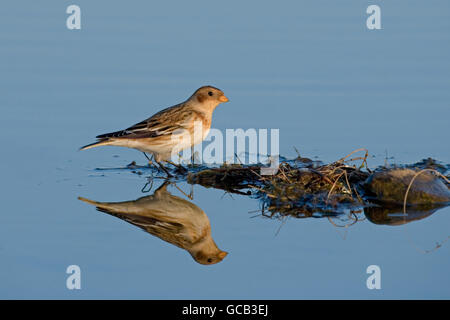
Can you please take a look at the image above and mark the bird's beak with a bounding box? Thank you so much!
[219,95,229,103]
[218,251,228,259]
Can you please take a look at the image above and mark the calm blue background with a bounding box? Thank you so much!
[0,0,449,299]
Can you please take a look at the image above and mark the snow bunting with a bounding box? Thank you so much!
[78,181,228,265]
[80,86,229,165]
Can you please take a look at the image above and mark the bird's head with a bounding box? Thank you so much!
[189,86,229,110]
[193,249,228,265]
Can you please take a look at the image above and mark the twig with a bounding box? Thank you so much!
[326,172,345,203]
[403,168,450,214]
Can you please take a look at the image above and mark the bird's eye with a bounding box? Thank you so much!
[208,91,213,96]
[207,258,213,263]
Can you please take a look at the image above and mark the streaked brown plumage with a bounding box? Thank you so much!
[78,181,228,265]
[80,86,229,162]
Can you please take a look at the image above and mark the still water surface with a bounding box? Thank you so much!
[1,1,449,298]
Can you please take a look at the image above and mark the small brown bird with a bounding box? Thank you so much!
[80,86,229,165]
[78,181,228,265]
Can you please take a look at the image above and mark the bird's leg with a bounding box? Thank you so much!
[155,161,173,177]
[170,182,194,200]
[143,153,167,176]
[189,183,194,199]
[165,160,187,174]
[190,146,195,166]
[143,152,154,166]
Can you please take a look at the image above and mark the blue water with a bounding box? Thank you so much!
[1,0,449,299]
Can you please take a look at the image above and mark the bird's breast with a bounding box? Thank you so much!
[192,115,212,142]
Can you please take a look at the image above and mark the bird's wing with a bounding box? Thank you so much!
[103,209,182,232]
[99,208,193,248]
[96,104,194,140]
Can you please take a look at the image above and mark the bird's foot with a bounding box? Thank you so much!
[165,160,188,174]
[142,152,156,168]
[155,161,173,178]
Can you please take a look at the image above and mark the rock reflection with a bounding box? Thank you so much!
[79,181,228,265]
[364,204,445,226]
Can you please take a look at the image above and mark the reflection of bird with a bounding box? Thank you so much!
[78,182,228,265]
[80,86,229,164]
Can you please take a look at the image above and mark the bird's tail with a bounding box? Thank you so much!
[78,197,116,213]
[78,197,101,206]
[78,197,132,217]
[79,139,113,151]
